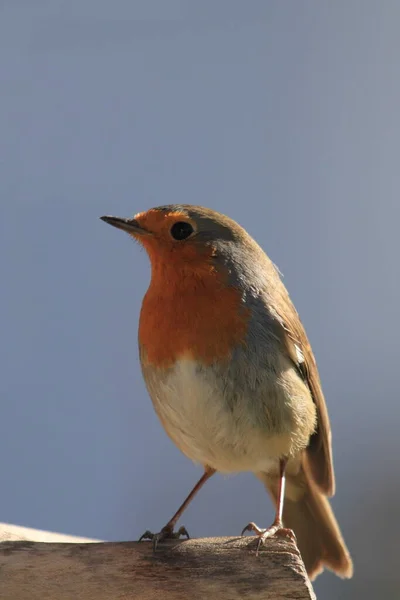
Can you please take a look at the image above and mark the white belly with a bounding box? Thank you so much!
[142,358,301,474]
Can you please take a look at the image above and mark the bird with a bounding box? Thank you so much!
[101,204,353,581]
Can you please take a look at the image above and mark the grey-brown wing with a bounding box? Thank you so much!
[271,286,335,496]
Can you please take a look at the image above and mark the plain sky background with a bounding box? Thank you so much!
[1,2,399,598]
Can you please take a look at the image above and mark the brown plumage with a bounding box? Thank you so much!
[101,205,353,580]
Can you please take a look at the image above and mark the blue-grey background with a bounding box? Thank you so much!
[1,2,399,598]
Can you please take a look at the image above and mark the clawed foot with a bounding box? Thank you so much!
[138,525,190,551]
[241,521,296,556]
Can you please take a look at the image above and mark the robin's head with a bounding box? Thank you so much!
[101,205,258,275]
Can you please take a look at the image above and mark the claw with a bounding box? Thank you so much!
[138,530,154,542]
[138,525,190,551]
[241,521,296,556]
[175,525,190,540]
[241,521,263,537]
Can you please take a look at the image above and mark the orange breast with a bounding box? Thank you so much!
[138,259,250,369]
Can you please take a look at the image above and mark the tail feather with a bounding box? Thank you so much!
[259,466,353,581]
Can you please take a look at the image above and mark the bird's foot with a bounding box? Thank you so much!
[138,525,190,551]
[241,521,296,556]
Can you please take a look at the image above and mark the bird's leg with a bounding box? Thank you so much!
[241,458,296,555]
[139,466,216,550]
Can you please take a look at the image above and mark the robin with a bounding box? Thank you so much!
[101,205,353,581]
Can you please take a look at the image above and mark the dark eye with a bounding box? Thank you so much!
[170,221,194,240]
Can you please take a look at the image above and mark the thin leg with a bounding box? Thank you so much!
[163,467,216,532]
[241,458,296,554]
[139,466,216,549]
[273,457,286,526]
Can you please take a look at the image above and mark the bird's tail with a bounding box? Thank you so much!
[258,464,353,580]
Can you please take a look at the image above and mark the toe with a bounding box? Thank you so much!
[275,527,296,543]
[176,526,190,539]
[138,530,154,542]
[241,522,264,536]
[139,525,190,550]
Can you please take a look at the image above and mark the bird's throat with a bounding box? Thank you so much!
[138,265,249,368]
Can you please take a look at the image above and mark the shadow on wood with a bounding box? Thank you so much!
[0,524,316,599]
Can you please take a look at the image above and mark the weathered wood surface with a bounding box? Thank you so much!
[0,523,316,599]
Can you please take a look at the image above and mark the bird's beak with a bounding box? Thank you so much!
[100,215,150,236]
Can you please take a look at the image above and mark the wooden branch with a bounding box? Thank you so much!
[0,523,315,600]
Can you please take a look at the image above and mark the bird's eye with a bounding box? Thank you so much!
[170,221,194,240]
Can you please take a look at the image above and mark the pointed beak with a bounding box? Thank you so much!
[100,215,150,236]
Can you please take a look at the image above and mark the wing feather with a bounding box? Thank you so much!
[270,280,335,496]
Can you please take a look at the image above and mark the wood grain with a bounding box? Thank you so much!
[0,524,316,599]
